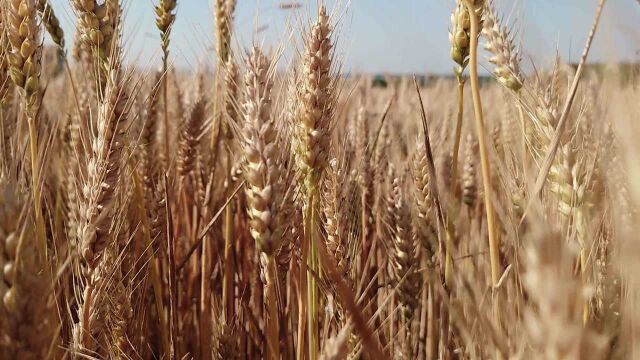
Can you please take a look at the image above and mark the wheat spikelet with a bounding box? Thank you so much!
[500,102,517,152]
[177,97,205,178]
[451,0,485,72]
[293,12,338,354]
[223,59,239,138]
[355,106,370,187]
[62,120,82,245]
[147,179,166,250]
[5,0,42,111]
[241,47,290,256]
[139,72,162,226]
[154,0,177,36]
[450,2,471,74]
[373,124,392,248]
[78,65,129,267]
[355,106,373,246]
[295,5,335,187]
[106,279,132,359]
[74,48,131,350]
[482,2,523,91]
[323,158,349,278]
[71,0,117,67]
[74,241,126,356]
[439,151,453,195]
[462,133,478,208]
[527,69,592,240]
[214,0,235,64]
[36,0,64,50]
[238,47,292,349]
[412,138,437,253]
[492,122,504,158]
[141,72,162,160]
[373,123,390,187]
[391,175,421,321]
[139,71,167,250]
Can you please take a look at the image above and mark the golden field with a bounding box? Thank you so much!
[1,0,640,359]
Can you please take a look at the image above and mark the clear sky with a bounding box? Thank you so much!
[49,0,640,74]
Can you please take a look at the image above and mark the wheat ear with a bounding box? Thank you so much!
[36,0,64,50]
[0,10,15,174]
[481,2,524,91]
[76,49,129,350]
[71,0,117,81]
[6,0,48,260]
[154,0,176,168]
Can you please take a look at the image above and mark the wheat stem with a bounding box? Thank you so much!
[444,76,466,288]
[307,190,320,360]
[27,115,46,259]
[462,2,503,356]
[265,255,280,359]
[133,171,171,357]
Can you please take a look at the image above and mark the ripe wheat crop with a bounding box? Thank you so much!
[1,0,639,359]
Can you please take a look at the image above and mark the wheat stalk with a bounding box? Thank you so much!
[154,0,176,168]
[294,6,337,358]
[5,0,48,265]
[76,47,130,351]
[241,47,293,359]
[213,0,238,327]
[460,2,505,358]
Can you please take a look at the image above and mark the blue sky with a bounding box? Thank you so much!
[50,0,640,74]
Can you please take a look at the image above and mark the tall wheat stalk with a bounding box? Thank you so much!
[445,1,471,287]
[462,2,503,357]
[155,0,177,166]
[294,6,335,359]
[240,47,289,359]
[214,0,238,324]
[6,0,47,258]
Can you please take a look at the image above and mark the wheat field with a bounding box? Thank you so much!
[1,0,640,359]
